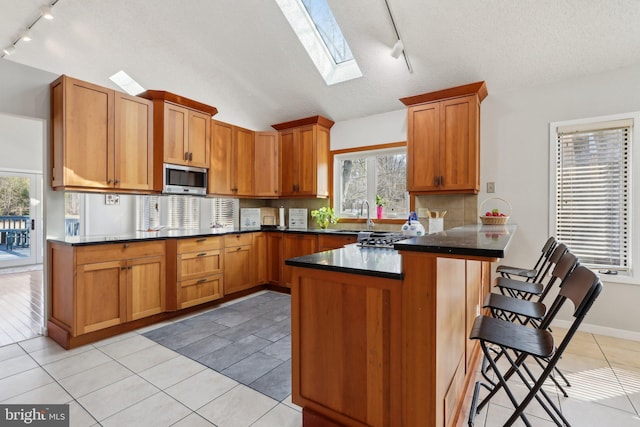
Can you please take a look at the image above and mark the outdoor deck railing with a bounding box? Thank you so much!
[0,215,30,250]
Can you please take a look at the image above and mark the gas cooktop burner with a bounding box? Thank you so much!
[357,233,407,249]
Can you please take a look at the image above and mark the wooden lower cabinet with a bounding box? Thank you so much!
[224,234,254,294]
[317,234,357,251]
[267,232,283,285]
[50,240,166,338]
[253,232,267,285]
[171,236,224,310]
[282,234,317,287]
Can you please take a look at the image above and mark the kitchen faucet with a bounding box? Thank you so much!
[360,200,375,231]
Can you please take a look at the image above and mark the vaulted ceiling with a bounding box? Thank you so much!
[3,0,640,130]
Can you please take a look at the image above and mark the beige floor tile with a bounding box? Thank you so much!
[98,334,156,359]
[560,395,640,426]
[0,343,25,362]
[555,351,610,374]
[483,402,559,426]
[117,344,179,373]
[595,334,640,353]
[602,346,640,369]
[29,342,93,365]
[92,331,138,348]
[100,392,191,427]
[138,354,206,390]
[43,348,112,380]
[282,394,302,412]
[3,381,72,404]
[134,321,174,334]
[165,369,237,410]
[562,367,637,414]
[197,384,277,427]
[68,400,98,427]
[481,380,561,422]
[170,412,215,426]
[77,375,160,421]
[19,336,61,354]
[0,367,54,401]
[58,360,134,397]
[0,353,38,379]
[252,403,302,427]
[612,364,640,394]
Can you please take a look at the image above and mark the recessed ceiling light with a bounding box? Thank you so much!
[109,70,146,95]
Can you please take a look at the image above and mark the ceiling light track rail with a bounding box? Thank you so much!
[2,0,61,58]
[384,0,413,73]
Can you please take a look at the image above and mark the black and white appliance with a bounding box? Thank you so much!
[163,163,207,195]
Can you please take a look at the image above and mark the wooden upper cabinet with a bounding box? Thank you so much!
[51,75,153,192]
[138,90,217,190]
[401,81,486,194]
[114,93,154,191]
[209,120,254,196]
[254,132,279,197]
[272,115,333,198]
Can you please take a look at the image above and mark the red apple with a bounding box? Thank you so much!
[485,211,492,216]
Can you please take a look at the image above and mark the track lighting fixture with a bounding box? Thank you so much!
[0,1,61,58]
[384,0,413,73]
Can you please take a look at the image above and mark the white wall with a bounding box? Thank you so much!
[0,113,44,173]
[330,66,640,335]
[84,194,137,235]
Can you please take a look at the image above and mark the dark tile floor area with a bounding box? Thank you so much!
[143,291,292,401]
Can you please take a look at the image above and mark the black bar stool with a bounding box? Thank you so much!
[497,236,557,282]
[468,265,603,426]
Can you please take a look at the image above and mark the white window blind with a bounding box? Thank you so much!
[555,119,631,270]
[135,195,160,231]
[210,198,238,229]
[167,195,200,229]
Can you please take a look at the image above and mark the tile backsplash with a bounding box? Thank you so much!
[414,194,478,230]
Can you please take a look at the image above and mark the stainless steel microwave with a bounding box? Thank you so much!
[163,163,207,195]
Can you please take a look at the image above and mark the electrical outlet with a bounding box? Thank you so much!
[418,208,429,217]
[486,182,495,193]
[105,194,120,205]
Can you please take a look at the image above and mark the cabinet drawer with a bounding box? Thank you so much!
[177,236,223,253]
[318,234,357,251]
[76,241,165,265]
[224,233,253,247]
[177,249,223,281]
[178,274,223,309]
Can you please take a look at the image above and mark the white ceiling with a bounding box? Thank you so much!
[3,0,640,130]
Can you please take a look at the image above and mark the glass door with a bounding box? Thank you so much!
[0,171,42,268]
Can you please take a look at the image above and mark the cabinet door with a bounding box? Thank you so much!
[297,125,317,195]
[439,96,479,192]
[315,125,330,197]
[465,260,482,371]
[210,120,234,195]
[76,260,126,335]
[279,129,297,196]
[163,103,189,165]
[224,245,253,294]
[407,102,440,191]
[267,232,283,285]
[63,77,114,188]
[253,233,267,285]
[114,93,153,190]
[234,126,255,196]
[127,255,165,321]
[282,234,317,287]
[188,110,211,168]
[254,132,279,197]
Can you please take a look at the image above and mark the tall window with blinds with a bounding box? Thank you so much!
[553,118,631,271]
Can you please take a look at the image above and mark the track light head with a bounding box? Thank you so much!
[21,29,32,42]
[40,5,54,20]
[3,45,16,56]
[390,39,404,59]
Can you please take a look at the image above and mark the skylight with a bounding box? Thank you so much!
[109,70,145,96]
[275,0,362,85]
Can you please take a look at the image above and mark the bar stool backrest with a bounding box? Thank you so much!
[534,242,567,284]
[538,248,577,302]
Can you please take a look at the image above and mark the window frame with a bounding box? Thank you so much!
[331,142,407,224]
[549,112,640,284]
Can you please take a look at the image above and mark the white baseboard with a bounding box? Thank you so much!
[551,319,640,342]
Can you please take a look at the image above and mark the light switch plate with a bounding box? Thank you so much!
[487,182,495,193]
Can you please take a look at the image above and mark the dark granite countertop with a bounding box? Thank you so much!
[285,243,403,280]
[47,227,362,246]
[393,224,516,259]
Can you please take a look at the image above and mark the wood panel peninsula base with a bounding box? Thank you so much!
[287,224,515,427]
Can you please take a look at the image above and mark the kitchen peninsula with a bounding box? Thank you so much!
[287,224,515,427]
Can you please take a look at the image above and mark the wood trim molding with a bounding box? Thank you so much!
[399,81,488,106]
[138,90,218,116]
[271,115,335,130]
